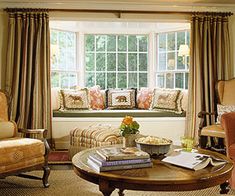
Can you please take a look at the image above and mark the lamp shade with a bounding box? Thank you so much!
[178,44,190,56]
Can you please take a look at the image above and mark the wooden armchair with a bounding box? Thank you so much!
[198,78,235,149]
[0,90,50,187]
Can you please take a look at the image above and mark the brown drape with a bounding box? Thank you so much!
[5,10,52,139]
[186,13,233,140]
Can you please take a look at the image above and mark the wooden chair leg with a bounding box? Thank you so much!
[42,165,50,188]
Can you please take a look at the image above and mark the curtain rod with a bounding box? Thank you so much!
[4,8,233,17]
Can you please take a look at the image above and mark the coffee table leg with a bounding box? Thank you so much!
[99,179,115,196]
[118,188,124,196]
[220,181,230,194]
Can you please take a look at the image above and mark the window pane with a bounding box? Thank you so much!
[167,32,175,51]
[96,35,106,51]
[107,53,116,71]
[96,53,105,71]
[86,53,95,71]
[159,53,166,71]
[186,56,190,70]
[139,73,147,87]
[128,53,137,71]
[156,74,164,88]
[159,34,166,52]
[107,35,116,51]
[61,73,69,89]
[167,52,175,70]
[185,72,189,89]
[51,72,59,88]
[177,54,185,70]
[118,53,127,71]
[85,35,95,51]
[166,73,174,88]
[51,31,57,45]
[177,32,185,50]
[128,36,137,52]
[107,73,116,88]
[96,73,105,89]
[175,73,184,89]
[139,53,147,71]
[187,31,190,45]
[118,35,127,51]
[69,73,77,88]
[139,36,148,52]
[85,72,95,87]
[118,73,127,88]
[128,73,137,88]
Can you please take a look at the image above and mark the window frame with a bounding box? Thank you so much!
[155,29,190,90]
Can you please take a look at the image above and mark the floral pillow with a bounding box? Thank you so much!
[137,88,153,109]
[89,86,105,110]
[217,104,235,124]
[107,89,136,109]
[60,88,90,110]
[151,88,182,113]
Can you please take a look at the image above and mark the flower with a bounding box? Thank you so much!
[120,116,140,137]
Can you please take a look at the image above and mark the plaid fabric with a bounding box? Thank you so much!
[69,124,122,159]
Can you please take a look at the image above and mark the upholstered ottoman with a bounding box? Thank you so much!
[69,124,122,159]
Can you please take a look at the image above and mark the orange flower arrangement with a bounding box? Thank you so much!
[120,116,140,137]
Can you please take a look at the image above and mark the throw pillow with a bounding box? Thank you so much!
[151,88,182,113]
[107,89,136,109]
[137,88,153,109]
[217,104,235,124]
[60,88,90,110]
[89,86,105,110]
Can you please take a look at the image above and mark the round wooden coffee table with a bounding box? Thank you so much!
[72,147,233,196]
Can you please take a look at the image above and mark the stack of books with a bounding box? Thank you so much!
[87,147,152,172]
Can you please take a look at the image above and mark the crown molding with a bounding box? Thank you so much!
[0,0,235,12]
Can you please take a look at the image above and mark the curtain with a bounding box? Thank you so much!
[186,13,233,140]
[5,9,52,139]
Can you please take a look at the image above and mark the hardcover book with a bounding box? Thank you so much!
[88,153,151,167]
[87,158,153,172]
[162,151,227,171]
[96,147,150,161]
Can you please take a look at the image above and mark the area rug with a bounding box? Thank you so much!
[1,170,235,196]
[48,151,71,164]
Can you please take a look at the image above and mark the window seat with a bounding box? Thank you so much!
[53,109,186,118]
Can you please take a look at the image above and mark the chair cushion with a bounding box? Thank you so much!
[0,121,17,139]
[201,124,225,138]
[0,137,45,173]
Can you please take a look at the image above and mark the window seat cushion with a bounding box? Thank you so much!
[53,109,186,118]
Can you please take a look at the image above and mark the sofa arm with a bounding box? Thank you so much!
[18,128,48,139]
[221,112,235,148]
[0,121,17,139]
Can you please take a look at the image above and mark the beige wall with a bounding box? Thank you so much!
[0,11,8,89]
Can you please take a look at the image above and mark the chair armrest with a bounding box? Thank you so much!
[18,128,48,139]
[197,111,216,134]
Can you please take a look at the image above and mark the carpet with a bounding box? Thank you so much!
[1,170,235,196]
[48,151,71,164]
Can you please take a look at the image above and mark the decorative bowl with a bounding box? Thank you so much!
[135,136,172,156]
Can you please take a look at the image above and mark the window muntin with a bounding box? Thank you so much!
[156,30,190,89]
[85,34,148,89]
[50,29,77,89]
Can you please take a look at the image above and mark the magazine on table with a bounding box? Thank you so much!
[162,151,227,171]
[96,147,150,161]
[87,158,153,172]
[88,153,151,167]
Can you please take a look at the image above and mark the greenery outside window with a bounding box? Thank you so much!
[85,34,148,89]
[156,30,190,89]
[50,29,77,89]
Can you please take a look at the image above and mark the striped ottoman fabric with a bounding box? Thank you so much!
[69,124,122,159]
